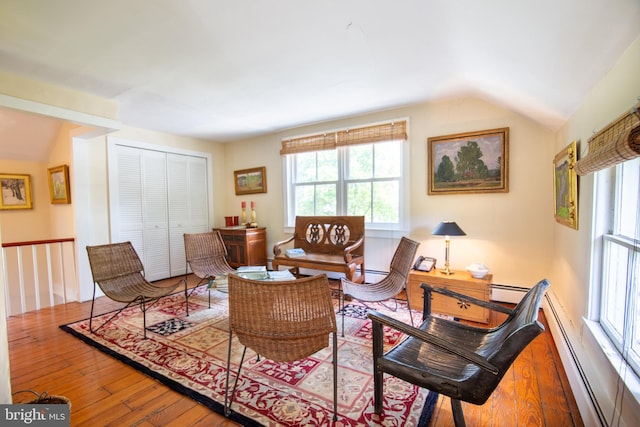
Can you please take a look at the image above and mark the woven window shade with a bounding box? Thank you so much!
[575,103,640,176]
[336,120,407,146]
[281,120,407,155]
[280,133,337,155]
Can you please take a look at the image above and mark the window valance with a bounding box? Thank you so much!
[280,120,407,155]
[575,102,640,176]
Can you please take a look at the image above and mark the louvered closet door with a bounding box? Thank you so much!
[141,150,170,281]
[167,154,209,276]
[109,139,210,281]
[110,145,170,281]
[112,145,145,261]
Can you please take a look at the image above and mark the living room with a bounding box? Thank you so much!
[1,2,639,425]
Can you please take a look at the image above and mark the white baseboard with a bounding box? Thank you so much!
[542,291,604,426]
[489,284,601,426]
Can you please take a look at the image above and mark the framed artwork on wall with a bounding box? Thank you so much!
[0,173,33,210]
[48,164,71,204]
[428,127,509,195]
[553,141,578,229]
[234,166,267,195]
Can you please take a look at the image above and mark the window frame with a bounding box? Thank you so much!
[282,121,410,237]
[590,157,640,377]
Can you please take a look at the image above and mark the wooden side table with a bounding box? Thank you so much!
[407,269,492,323]
[215,227,267,268]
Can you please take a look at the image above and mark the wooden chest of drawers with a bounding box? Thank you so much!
[215,227,267,268]
[407,269,492,323]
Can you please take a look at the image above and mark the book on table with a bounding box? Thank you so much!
[285,248,306,258]
[236,265,268,280]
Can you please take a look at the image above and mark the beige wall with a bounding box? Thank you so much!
[550,35,640,425]
[0,159,51,242]
[224,97,556,285]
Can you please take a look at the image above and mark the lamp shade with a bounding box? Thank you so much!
[432,221,466,236]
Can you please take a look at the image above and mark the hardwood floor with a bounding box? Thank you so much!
[7,275,583,426]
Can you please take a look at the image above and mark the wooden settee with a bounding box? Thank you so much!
[272,216,365,283]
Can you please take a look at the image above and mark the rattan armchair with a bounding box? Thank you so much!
[368,279,550,427]
[224,273,338,421]
[183,231,235,313]
[340,236,419,336]
[86,241,184,339]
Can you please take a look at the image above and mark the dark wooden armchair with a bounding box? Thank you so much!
[368,278,550,427]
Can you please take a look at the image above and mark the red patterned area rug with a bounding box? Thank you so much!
[60,287,436,426]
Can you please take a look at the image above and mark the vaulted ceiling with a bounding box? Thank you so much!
[1,0,639,161]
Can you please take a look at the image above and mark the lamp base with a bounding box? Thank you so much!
[440,268,455,275]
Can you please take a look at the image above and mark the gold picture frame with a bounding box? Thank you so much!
[48,164,71,204]
[0,173,33,210]
[234,166,267,195]
[553,141,578,229]
[428,127,509,195]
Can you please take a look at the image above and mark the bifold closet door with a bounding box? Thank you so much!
[111,145,170,281]
[109,141,210,281]
[167,153,209,277]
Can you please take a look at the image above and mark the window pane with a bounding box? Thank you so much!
[373,181,400,223]
[374,141,402,177]
[601,241,629,343]
[295,185,315,216]
[295,184,336,216]
[618,158,639,237]
[295,151,338,183]
[629,256,640,367]
[348,144,373,179]
[317,150,338,181]
[295,152,317,183]
[347,182,372,220]
[316,184,337,215]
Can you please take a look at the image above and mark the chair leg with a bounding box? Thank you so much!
[451,399,466,427]
[184,275,190,316]
[404,287,415,326]
[142,300,147,339]
[89,285,97,334]
[332,332,338,421]
[371,320,384,414]
[339,280,345,337]
[224,330,247,417]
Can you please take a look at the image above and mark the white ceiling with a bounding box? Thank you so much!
[1,0,639,158]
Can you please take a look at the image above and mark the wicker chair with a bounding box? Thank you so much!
[340,236,419,336]
[368,279,550,427]
[86,241,184,339]
[224,273,338,421]
[183,231,235,313]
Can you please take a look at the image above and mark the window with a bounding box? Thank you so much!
[599,157,640,374]
[282,120,408,231]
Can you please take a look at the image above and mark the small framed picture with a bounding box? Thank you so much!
[234,166,267,195]
[0,173,33,210]
[428,128,509,195]
[48,165,71,204]
[553,141,578,229]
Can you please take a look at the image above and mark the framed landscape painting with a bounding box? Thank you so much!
[428,128,509,195]
[553,141,578,229]
[0,173,33,210]
[234,166,267,195]
[48,164,71,204]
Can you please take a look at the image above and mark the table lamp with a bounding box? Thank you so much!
[432,221,466,275]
